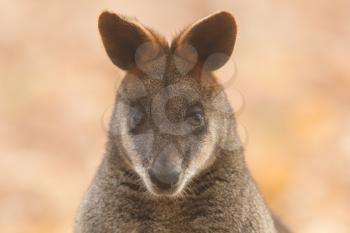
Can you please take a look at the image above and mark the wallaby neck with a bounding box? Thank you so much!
[97,140,276,232]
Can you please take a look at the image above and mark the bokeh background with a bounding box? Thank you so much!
[1,0,350,232]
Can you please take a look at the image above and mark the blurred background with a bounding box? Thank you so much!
[1,0,350,232]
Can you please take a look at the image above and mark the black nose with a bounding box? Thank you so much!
[148,168,180,190]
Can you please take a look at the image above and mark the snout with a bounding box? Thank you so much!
[148,167,181,190]
[147,154,182,193]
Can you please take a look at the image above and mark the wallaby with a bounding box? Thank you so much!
[74,11,291,233]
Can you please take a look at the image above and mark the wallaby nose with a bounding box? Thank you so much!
[148,167,180,190]
[148,143,182,190]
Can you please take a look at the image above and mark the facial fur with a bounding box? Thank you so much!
[99,11,240,196]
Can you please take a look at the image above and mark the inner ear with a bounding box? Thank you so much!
[98,11,164,70]
[172,11,237,71]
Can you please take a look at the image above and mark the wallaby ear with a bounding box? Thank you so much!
[173,11,237,71]
[98,11,162,70]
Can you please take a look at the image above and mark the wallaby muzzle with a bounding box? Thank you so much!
[148,150,182,192]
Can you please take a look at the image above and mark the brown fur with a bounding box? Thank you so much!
[74,11,291,233]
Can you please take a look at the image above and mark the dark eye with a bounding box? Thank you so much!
[186,109,205,127]
[129,109,145,131]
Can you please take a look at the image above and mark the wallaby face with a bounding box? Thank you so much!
[99,11,238,196]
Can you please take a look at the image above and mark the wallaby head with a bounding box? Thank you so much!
[98,11,240,197]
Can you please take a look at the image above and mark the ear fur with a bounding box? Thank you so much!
[98,11,166,70]
[172,11,237,70]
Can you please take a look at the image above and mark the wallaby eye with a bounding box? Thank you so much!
[186,107,205,127]
[129,108,146,133]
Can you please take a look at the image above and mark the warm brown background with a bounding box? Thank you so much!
[1,1,350,233]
